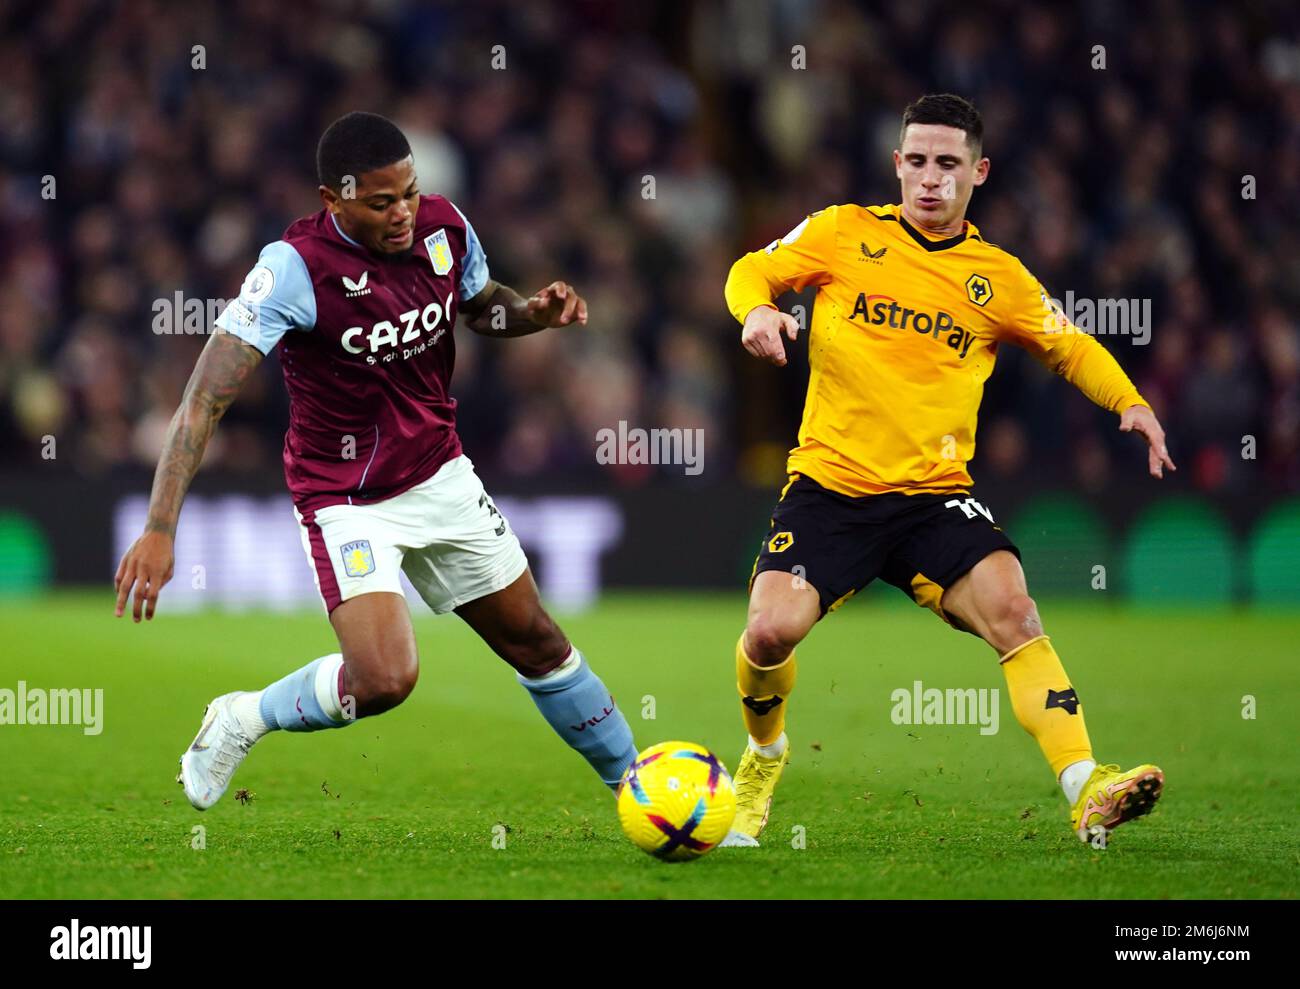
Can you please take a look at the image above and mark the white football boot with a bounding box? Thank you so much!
[177,692,258,810]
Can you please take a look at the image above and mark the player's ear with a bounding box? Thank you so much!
[892,148,903,179]
[972,157,990,187]
[319,184,340,213]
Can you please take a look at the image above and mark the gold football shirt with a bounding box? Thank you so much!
[725,203,1149,496]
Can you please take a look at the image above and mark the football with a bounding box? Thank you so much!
[617,741,737,861]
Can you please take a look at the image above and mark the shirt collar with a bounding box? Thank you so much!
[330,212,362,247]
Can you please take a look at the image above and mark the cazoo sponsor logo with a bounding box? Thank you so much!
[341,296,454,364]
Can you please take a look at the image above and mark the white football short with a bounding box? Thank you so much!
[293,454,528,614]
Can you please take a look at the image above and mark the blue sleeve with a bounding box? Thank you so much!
[214,241,317,353]
[449,202,490,302]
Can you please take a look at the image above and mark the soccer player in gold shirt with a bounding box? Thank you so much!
[720,94,1173,847]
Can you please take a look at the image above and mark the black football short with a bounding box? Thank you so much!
[750,474,1020,629]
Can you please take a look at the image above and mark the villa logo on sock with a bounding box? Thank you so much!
[742,694,783,717]
[1045,687,1080,715]
[340,540,375,577]
[571,698,615,732]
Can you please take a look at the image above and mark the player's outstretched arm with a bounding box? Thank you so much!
[113,331,263,622]
[1031,333,1176,480]
[1003,266,1175,481]
[460,278,587,338]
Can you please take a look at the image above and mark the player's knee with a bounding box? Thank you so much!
[346,650,419,714]
[503,612,570,677]
[366,665,418,712]
[744,614,804,665]
[989,593,1042,649]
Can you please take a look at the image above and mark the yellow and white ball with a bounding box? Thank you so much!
[617,741,736,861]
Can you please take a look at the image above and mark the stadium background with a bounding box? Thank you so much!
[1,0,1298,906]
[1,0,1299,608]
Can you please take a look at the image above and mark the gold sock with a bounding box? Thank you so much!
[1000,635,1093,778]
[736,633,797,746]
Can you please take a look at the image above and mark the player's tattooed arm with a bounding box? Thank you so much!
[460,279,588,337]
[145,332,263,535]
[114,331,263,621]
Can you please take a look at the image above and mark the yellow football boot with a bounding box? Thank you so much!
[1070,763,1164,844]
[718,738,789,847]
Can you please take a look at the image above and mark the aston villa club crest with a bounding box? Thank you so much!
[340,540,375,577]
[425,229,453,275]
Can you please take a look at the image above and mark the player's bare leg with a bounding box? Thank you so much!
[744,570,822,665]
[942,550,1163,844]
[455,568,637,790]
[330,592,419,717]
[936,549,1037,653]
[454,568,570,677]
[722,569,821,846]
[178,591,417,810]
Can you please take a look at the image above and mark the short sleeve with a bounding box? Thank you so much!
[448,202,490,302]
[214,241,317,353]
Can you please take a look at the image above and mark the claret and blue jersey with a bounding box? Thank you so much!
[215,194,490,513]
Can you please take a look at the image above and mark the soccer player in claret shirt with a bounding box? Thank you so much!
[719,94,1172,847]
[113,112,638,808]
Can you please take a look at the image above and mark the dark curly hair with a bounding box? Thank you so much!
[316,111,412,190]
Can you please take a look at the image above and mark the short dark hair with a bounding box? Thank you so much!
[316,111,412,189]
[900,94,983,158]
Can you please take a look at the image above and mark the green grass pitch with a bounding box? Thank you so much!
[1,590,1296,899]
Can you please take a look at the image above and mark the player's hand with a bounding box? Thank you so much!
[741,305,800,367]
[114,530,175,622]
[527,281,588,328]
[1119,404,1176,479]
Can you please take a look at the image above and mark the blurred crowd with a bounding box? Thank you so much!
[1,0,1298,494]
